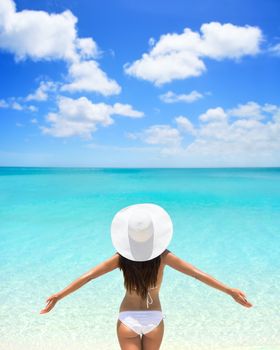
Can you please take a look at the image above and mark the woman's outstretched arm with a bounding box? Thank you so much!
[40,252,119,314]
[162,249,253,308]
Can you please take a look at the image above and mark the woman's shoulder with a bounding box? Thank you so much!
[161,249,173,266]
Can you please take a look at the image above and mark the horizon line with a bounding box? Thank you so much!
[0,165,279,169]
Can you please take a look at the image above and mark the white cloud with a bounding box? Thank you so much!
[76,38,99,59]
[187,115,280,163]
[124,22,263,85]
[61,60,121,95]
[0,0,120,96]
[127,101,280,165]
[262,104,280,122]
[27,105,38,112]
[198,22,262,60]
[0,0,78,61]
[199,107,227,122]
[262,103,279,115]
[26,81,58,102]
[227,101,265,120]
[149,37,156,47]
[198,120,230,140]
[112,103,144,118]
[175,116,196,134]
[0,99,9,108]
[231,119,263,130]
[127,125,182,147]
[11,102,23,110]
[268,43,280,56]
[41,96,144,138]
[0,98,37,112]
[30,118,38,124]
[160,90,203,103]
[125,48,206,86]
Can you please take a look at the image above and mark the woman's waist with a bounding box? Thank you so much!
[119,306,163,312]
[119,296,162,312]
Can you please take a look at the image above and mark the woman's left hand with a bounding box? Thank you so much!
[228,288,253,308]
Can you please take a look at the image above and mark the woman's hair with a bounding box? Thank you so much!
[118,253,161,300]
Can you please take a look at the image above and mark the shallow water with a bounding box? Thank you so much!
[1,167,279,350]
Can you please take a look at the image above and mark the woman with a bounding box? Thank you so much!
[40,203,253,350]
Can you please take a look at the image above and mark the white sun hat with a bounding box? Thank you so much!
[111,203,173,261]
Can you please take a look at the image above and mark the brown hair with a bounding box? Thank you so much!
[118,253,161,300]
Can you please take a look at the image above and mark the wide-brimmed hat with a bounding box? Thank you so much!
[111,203,173,261]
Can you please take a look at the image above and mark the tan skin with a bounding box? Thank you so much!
[40,249,253,350]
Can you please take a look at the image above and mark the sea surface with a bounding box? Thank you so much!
[0,167,279,350]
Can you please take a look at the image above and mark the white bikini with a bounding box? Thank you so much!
[118,286,166,336]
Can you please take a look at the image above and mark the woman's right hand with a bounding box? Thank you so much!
[228,288,253,308]
[40,294,60,314]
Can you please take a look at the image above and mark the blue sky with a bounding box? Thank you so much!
[0,0,280,167]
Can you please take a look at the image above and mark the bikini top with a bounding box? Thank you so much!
[132,285,158,309]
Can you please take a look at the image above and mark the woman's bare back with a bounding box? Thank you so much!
[119,252,167,312]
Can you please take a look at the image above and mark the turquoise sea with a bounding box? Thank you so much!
[0,167,279,350]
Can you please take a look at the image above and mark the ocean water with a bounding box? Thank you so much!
[0,167,279,350]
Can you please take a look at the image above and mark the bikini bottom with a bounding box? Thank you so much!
[118,310,166,336]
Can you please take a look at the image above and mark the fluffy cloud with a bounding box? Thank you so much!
[127,125,182,147]
[0,99,9,108]
[11,102,23,110]
[1,80,56,109]
[61,60,121,95]
[124,22,263,85]
[268,43,280,56]
[112,103,144,118]
[41,96,144,138]
[186,114,280,163]
[175,116,196,134]
[228,101,266,120]
[159,90,203,103]
[0,98,37,112]
[0,0,120,96]
[198,22,262,59]
[199,107,227,122]
[0,0,79,61]
[76,38,99,59]
[25,81,58,102]
[127,102,280,165]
